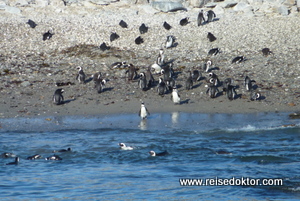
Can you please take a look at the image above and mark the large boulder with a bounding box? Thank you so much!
[151,1,187,12]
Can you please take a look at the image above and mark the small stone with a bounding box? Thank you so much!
[277,5,290,15]
[21,81,31,87]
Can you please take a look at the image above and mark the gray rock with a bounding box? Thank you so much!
[213,4,225,15]
[297,0,300,7]
[21,81,31,87]
[283,0,296,7]
[205,2,217,8]
[277,5,290,15]
[219,0,238,8]
[189,0,209,8]
[151,1,187,12]
[233,2,253,12]
[89,0,119,5]
[5,6,21,14]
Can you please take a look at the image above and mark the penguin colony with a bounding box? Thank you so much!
[27,9,264,112]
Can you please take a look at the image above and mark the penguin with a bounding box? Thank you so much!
[43,30,54,41]
[208,72,220,86]
[111,61,127,69]
[53,148,72,153]
[171,87,181,104]
[244,76,255,91]
[135,36,144,45]
[208,48,220,56]
[165,35,176,49]
[139,23,148,34]
[27,154,42,160]
[1,152,16,158]
[6,157,19,165]
[119,143,133,150]
[45,155,62,160]
[149,150,169,157]
[125,64,137,81]
[197,10,205,26]
[163,21,172,30]
[180,17,189,26]
[145,67,155,89]
[185,71,193,90]
[53,88,64,105]
[76,66,86,83]
[157,49,165,66]
[206,83,219,98]
[139,102,150,119]
[215,150,232,155]
[207,32,217,42]
[93,72,102,83]
[232,56,245,64]
[110,32,120,42]
[151,63,162,74]
[206,10,216,23]
[100,42,110,51]
[157,77,167,96]
[262,48,273,56]
[27,19,37,28]
[161,68,172,83]
[166,77,176,91]
[138,72,148,91]
[191,69,201,82]
[119,20,128,28]
[227,85,237,101]
[250,90,261,101]
[203,60,212,72]
[222,78,233,94]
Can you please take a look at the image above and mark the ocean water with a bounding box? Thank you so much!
[1,112,300,200]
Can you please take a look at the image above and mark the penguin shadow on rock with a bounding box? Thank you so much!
[202,18,220,25]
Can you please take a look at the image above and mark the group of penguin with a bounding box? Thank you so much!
[119,142,169,157]
[2,148,72,165]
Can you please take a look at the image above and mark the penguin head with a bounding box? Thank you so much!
[119,143,126,148]
[149,151,156,156]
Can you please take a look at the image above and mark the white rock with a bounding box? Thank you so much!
[233,2,253,12]
[277,5,290,15]
[219,0,238,8]
[283,0,296,7]
[213,4,225,15]
[5,6,21,14]
[297,0,300,7]
[151,1,186,12]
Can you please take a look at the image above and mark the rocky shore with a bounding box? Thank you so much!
[0,0,299,118]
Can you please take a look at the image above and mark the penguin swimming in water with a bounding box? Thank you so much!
[53,148,72,153]
[244,76,255,91]
[149,150,169,157]
[171,87,181,104]
[250,90,261,101]
[197,10,205,26]
[27,154,42,160]
[119,20,128,28]
[76,66,86,84]
[110,32,120,42]
[1,152,16,158]
[135,36,144,44]
[100,42,110,51]
[157,77,168,96]
[139,23,148,34]
[262,48,273,56]
[43,29,54,41]
[232,56,245,64]
[138,72,148,91]
[45,155,62,160]
[203,60,212,72]
[206,10,216,23]
[27,19,37,28]
[6,157,19,165]
[207,32,217,42]
[208,48,220,56]
[165,35,176,49]
[53,88,64,105]
[139,102,150,119]
[163,21,172,30]
[125,64,138,81]
[180,17,189,26]
[185,71,193,90]
[119,143,133,150]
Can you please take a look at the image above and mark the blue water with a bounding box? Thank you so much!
[1,112,300,200]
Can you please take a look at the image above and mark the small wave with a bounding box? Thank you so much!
[225,124,299,133]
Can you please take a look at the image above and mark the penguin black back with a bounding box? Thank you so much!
[180,17,189,26]
[100,42,110,51]
[135,36,144,45]
[53,88,64,105]
[43,30,54,41]
[207,10,216,23]
[197,10,205,26]
[139,23,148,34]
[27,19,37,28]
[119,20,128,28]
[232,56,245,64]
[207,32,217,42]
[208,48,220,56]
[110,32,120,42]
[163,21,172,30]
[262,48,273,56]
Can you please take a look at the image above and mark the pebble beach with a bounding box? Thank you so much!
[0,2,300,118]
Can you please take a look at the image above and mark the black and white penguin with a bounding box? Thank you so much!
[208,48,220,56]
[244,76,255,91]
[232,56,245,64]
[250,90,261,101]
[145,67,155,89]
[43,29,54,41]
[227,85,237,101]
[6,157,19,165]
[208,72,220,87]
[206,10,216,23]
[139,102,150,119]
[171,87,181,104]
[53,88,64,105]
[135,36,144,45]
[138,72,148,91]
[163,21,172,30]
[149,150,169,157]
[110,32,120,42]
[119,143,133,150]
[206,83,219,98]
[125,64,137,81]
[207,32,217,42]
[139,23,148,34]
[165,35,176,49]
[197,10,205,26]
[157,77,167,96]
[27,154,42,160]
[100,42,110,51]
[222,78,233,94]
[45,155,62,160]
[93,72,102,83]
[203,60,212,73]
[161,68,172,83]
[111,61,127,69]
[1,152,16,158]
[192,69,201,82]
[119,20,128,28]
[166,77,176,91]
[53,148,72,153]
[180,17,189,26]
[262,48,273,56]
[27,19,37,28]
[76,66,86,83]
[157,49,165,66]
[185,71,193,90]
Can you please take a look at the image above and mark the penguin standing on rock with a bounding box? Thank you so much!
[139,102,150,119]
[197,10,205,26]
[76,66,86,84]
[206,10,216,23]
[53,88,64,105]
